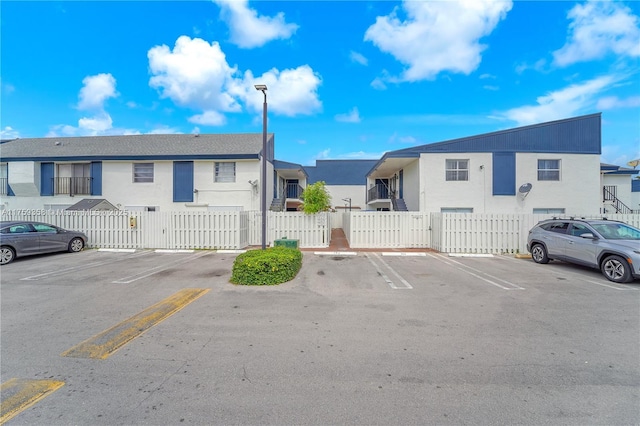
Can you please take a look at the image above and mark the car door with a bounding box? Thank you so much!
[540,221,571,257]
[564,223,599,267]
[2,223,40,255]
[33,223,68,252]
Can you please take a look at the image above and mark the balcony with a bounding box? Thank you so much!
[367,184,390,202]
[54,177,92,196]
[285,181,304,199]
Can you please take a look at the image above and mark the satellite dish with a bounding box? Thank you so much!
[627,159,640,169]
[519,183,532,199]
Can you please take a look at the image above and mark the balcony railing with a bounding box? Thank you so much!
[285,182,304,199]
[367,184,390,202]
[0,178,7,196]
[54,177,92,196]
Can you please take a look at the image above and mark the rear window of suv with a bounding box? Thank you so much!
[540,222,570,234]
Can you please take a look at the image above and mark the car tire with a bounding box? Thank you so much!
[601,255,633,283]
[1,246,15,265]
[68,238,84,253]
[531,243,549,264]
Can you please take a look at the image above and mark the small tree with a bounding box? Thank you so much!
[300,181,332,214]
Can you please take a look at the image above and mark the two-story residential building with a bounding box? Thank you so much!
[365,113,606,215]
[0,133,276,212]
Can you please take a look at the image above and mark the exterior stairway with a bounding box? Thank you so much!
[270,198,285,212]
[391,197,408,211]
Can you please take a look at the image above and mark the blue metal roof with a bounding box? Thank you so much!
[305,160,378,185]
[368,113,602,177]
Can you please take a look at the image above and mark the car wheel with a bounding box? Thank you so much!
[531,243,549,264]
[601,255,633,283]
[1,246,15,265]
[68,238,84,253]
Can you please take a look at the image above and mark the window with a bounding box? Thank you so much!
[215,162,236,183]
[533,208,565,214]
[540,221,569,234]
[538,160,560,181]
[446,159,468,181]
[33,223,57,233]
[441,207,474,213]
[133,163,154,183]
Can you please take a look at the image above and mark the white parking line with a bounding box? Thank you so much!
[314,251,358,256]
[20,251,153,281]
[112,251,211,284]
[427,253,525,290]
[365,253,413,289]
[381,252,427,257]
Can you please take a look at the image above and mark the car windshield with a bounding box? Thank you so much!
[591,223,640,240]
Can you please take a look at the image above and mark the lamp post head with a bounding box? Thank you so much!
[254,84,268,92]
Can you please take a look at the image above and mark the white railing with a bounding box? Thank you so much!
[1,210,638,253]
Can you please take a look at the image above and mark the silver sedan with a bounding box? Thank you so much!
[0,221,88,265]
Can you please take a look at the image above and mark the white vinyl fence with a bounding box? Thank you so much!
[0,210,332,250]
[2,210,638,253]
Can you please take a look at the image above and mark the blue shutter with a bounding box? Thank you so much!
[173,161,194,202]
[90,161,102,195]
[492,152,516,196]
[41,162,54,196]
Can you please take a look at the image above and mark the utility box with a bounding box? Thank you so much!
[274,237,299,249]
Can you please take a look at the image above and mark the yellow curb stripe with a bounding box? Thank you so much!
[61,288,209,359]
[1,378,64,424]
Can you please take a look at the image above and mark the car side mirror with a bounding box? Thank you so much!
[580,233,596,239]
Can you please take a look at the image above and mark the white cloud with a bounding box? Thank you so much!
[77,73,118,111]
[501,75,619,126]
[148,36,321,121]
[148,36,240,113]
[0,126,19,139]
[553,1,640,67]
[483,85,499,91]
[364,0,512,81]
[230,65,322,117]
[479,73,496,79]
[188,110,227,126]
[597,95,640,110]
[371,77,387,90]
[78,112,114,133]
[213,0,298,48]
[349,51,368,66]
[335,107,361,123]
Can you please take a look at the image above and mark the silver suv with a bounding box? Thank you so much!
[527,218,640,283]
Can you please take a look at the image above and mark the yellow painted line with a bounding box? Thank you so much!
[1,378,64,424]
[61,288,209,359]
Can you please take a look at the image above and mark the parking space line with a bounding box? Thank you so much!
[500,256,639,290]
[112,251,211,284]
[20,251,153,281]
[427,253,525,290]
[61,288,209,359]
[0,378,65,424]
[365,254,413,289]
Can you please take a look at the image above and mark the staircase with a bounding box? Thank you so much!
[603,186,637,214]
[391,197,408,211]
[270,198,285,212]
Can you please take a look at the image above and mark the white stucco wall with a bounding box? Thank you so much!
[601,173,638,213]
[418,152,601,214]
[325,185,367,210]
[7,161,40,196]
[402,159,420,211]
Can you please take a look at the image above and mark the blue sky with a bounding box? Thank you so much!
[1,0,639,167]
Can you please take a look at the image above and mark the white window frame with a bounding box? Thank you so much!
[533,208,565,214]
[133,163,154,183]
[538,159,560,181]
[215,162,236,183]
[445,159,469,181]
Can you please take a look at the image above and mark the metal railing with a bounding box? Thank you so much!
[367,184,390,202]
[54,177,92,196]
[285,182,304,199]
[603,186,636,214]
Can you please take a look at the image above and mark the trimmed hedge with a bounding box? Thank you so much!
[230,247,303,286]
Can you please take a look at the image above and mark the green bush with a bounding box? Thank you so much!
[230,247,303,286]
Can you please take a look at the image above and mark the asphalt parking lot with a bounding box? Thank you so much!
[1,249,639,425]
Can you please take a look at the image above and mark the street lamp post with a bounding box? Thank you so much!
[254,84,268,250]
